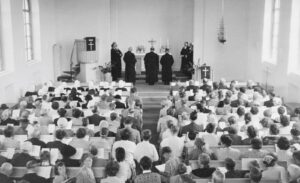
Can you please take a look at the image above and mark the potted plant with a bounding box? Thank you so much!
[98,62,112,81]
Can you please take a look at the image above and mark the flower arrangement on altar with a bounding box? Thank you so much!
[98,62,111,74]
[159,45,167,53]
[136,45,145,53]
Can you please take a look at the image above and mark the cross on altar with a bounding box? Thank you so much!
[148,38,156,47]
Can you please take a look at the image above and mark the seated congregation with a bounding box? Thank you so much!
[0,79,300,183]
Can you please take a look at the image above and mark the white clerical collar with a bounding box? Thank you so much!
[143,170,151,173]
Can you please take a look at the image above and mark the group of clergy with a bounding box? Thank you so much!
[110,42,174,85]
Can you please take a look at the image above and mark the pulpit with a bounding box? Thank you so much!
[76,37,99,82]
[193,64,212,81]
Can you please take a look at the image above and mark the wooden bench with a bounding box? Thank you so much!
[189,160,288,170]
[210,145,276,154]
[10,167,105,179]
[194,179,279,183]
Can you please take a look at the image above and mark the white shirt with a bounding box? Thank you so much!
[280,126,292,135]
[112,140,136,164]
[162,129,172,140]
[116,161,132,182]
[161,135,184,158]
[134,141,159,162]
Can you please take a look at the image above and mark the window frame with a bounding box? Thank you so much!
[287,0,300,75]
[262,0,281,64]
[22,0,34,62]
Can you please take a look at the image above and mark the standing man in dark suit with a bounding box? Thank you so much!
[123,47,137,84]
[111,42,123,81]
[160,48,174,85]
[144,47,159,85]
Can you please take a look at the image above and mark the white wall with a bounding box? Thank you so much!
[110,0,194,70]
[54,0,111,72]
[0,0,56,103]
[247,0,300,103]
[193,0,249,81]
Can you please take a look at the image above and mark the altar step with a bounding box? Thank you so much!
[120,71,190,82]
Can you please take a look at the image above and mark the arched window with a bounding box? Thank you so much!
[288,0,300,74]
[23,0,34,61]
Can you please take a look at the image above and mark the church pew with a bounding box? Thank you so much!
[189,160,287,170]
[194,179,279,183]
[10,167,105,179]
[210,145,276,154]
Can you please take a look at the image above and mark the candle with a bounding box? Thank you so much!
[159,38,162,52]
[167,39,169,48]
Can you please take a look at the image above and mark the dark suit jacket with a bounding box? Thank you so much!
[264,99,274,107]
[22,173,48,183]
[62,158,80,167]
[114,101,126,109]
[11,153,36,167]
[46,140,68,150]
[225,170,247,178]
[179,122,203,136]
[0,155,7,166]
[88,114,105,126]
[192,167,216,178]
[228,134,242,145]
[0,172,13,183]
[27,138,47,148]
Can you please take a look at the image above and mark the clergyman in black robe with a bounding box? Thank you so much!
[111,42,123,81]
[186,43,194,79]
[123,47,137,84]
[180,42,189,72]
[144,47,159,85]
[160,48,174,85]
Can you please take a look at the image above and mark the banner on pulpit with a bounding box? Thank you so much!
[200,66,211,79]
[85,37,96,51]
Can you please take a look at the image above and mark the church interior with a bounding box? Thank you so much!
[0,0,300,182]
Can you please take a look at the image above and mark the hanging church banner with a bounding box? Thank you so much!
[200,66,211,79]
[85,37,96,51]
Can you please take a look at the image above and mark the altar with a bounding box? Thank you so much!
[135,52,164,74]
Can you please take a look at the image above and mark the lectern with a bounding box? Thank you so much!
[76,37,99,82]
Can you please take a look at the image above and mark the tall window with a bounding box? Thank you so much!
[0,36,3,71]
[23,0,34,61]
[262,0,280,64]
[288,0,300,74]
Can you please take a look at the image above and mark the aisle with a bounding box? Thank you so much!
[135,83,169,145]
